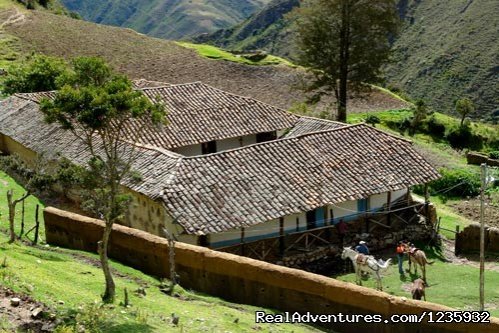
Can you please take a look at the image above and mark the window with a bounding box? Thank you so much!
[256,131,277,143]
[201,140,217,154]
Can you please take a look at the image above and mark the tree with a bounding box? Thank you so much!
[409,99,428,135]
[456,98,474,127]
[1,54,68,95]
[293,0,400,122]
[40,57,166,303]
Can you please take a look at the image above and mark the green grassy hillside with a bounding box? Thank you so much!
[60,0,271,40]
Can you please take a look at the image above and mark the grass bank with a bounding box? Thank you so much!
[176,42,296,67]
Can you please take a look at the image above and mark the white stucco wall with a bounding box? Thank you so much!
[173,134,258,156]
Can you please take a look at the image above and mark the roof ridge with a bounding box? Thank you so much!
[139,81,203,91]
[295,115,346,126]
[182,123,364,160]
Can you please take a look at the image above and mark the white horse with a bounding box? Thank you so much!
[341,247,392,291]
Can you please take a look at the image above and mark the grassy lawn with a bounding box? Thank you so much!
[0,170,321,332]
[0,170,46,240]
[335,242,499,317]
[176,42,296,67]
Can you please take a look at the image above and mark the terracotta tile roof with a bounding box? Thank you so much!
[160,124,440,235]
[1,96,440,236]
[284,116,347,138]
[0,97,181,199]
[15,81,299,150]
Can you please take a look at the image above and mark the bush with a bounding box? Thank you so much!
[489,151,499,160]
[446,125,483,150]
[365,114,380,127]
[425,116,446,138]
[428,168,481,198]
[1,54,68,94]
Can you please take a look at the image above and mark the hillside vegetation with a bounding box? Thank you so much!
[194,0,299,60]
[0,1,407,115]
[386,0,498,122]
[60,0,271,40]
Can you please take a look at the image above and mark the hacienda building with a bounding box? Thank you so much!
[0,80,440,256]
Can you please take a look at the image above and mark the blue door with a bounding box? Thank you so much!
[315,207,325,227]
[357,199,368,213]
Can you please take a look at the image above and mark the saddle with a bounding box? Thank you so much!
[356,254,368,265]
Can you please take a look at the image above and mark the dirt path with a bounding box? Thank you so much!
[442,237,499,272]
[0,8,25,29]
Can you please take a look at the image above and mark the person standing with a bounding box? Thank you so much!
[336,219,347,246]
[396,241,405,275]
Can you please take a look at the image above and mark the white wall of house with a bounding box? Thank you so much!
[208,189,410,248]
[173,134,258,156]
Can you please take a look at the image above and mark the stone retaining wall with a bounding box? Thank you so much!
[455,223,499,255]
[44,207,499,333]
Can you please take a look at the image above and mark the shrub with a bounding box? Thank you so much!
[365,114,380,127]
[426,116,446,138]
[446,125,483,150]
[489,151,499,160]
[429,168,481,198]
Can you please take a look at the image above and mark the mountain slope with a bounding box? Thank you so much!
[60,0,272,40]
[199,0,498,121]
[386,0,498,121]
[194,0,299,59]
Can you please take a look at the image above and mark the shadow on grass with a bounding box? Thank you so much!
[106,323,155,333]
[19,248,67,262]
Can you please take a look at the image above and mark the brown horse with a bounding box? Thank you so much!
[402,243,434,282]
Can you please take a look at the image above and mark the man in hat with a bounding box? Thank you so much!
[355,240,369,255]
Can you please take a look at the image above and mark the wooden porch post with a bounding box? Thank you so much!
[324,206,331,242]
[240,227,245,256]
[279,217,285,257]
[386,191,392,226]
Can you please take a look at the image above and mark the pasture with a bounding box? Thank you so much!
[335,241,499,317]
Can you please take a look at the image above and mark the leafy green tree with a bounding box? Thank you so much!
[293,0,400,122]
[456,98,475,127]
[409,99,428,135]
[40,57,166,303]
[1,54,68,95]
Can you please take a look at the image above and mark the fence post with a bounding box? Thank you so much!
[19,200,25,238]
[33,204,40,245]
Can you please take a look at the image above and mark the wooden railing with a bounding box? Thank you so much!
[217,201,428,262]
